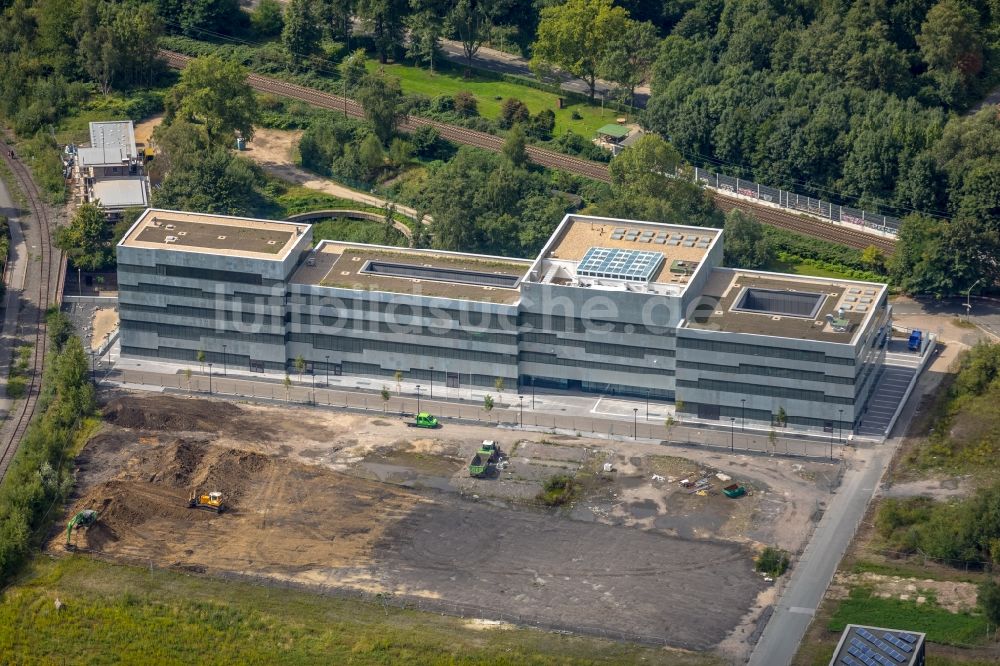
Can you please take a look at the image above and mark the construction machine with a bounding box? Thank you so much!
[65,510,99,550]
[189,491,225,514]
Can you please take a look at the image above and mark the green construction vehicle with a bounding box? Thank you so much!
[408,412,440,428]
[65,509,99,550]
[469,440,501,478]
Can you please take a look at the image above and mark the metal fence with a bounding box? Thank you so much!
[691,166,902,236]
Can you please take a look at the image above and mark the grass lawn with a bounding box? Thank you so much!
[0,556,716,665]
[828,587,990,647]
[311,216,408,247]
[256,185,417,230]
[765,256,857,280]
[366,58,621,139]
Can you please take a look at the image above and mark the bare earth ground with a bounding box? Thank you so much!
[89,308,118,352]
[55,392,841,654]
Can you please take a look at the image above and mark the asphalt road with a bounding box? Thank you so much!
[891,296,1000,340]
[747,337,937,666]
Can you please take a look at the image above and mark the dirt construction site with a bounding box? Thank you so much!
[55,392,843,655]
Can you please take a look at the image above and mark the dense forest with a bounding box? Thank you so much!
[0,0,997,294]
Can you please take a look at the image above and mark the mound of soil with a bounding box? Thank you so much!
[103,395,242,431]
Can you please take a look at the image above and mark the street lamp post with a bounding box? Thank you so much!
[741,398,746,432]
[531,376,535,409]
[416,385,421,414]
[729,417,735,453]
[646,388,650,421]
[207,363,213,394]
[966,278,983,320]
[518,395,524,429]
[312,372,316,405]
[325,355,330,386]
[633,408,638,439]
[839,408,844,443]
[429,366,434,398]
[222,345,227,376]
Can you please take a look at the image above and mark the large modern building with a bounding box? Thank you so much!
[117,210,891,434]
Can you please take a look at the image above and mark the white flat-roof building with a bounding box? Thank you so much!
[117,210,893,435]
[72,120,150,217]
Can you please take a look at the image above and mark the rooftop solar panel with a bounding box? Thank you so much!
[577,247,665,282]
[899,633,917,644]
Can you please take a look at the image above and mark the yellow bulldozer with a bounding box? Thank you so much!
[188,490,224,514]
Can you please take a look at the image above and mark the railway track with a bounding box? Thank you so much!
[0,139,66,482]
[160,49,894,253]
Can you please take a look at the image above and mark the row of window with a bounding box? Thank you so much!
[520,331,673,359]
[677,336,855,366]
[122,319,286,346]
[120,302,282,327]
[520,351,675,376]
[677,360,853,385]
[676,378,854,405]
[120,263,279,287]
[519,312,677,337]
[290,314,518,344]
[290,332,519,367]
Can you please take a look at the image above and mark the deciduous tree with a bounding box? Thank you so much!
[531,0,630,100]
[165,55,258,144]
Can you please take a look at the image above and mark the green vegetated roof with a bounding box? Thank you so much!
[596,124,630,138]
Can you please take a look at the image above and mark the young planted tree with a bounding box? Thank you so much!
[284,373,292,401]
[494,377,504,405]
[184,367,192,391]
[294,354,306,381]
[483,393,495,413]
[776,406,787,428]
[664,415,676,439]
[197,349,206,373]
[394,369,404,394]
[380,385,391,413]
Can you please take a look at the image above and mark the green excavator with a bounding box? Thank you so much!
[65,509,99,550]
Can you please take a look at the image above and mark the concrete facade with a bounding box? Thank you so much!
[117,210,891,434]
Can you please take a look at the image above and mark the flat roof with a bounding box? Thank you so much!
[120,209,309,259]
[291,242,531,304]
[685,269,886,343]
[78,145,130,168]
[91,178,149,209]
[532,215,719,292]
[89,120,137,159]
[596,124,630,138]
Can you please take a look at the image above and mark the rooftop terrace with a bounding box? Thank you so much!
[531,215,719,293]
[120,210,308,259]
[291,242,531,304]
[686,269,886,343]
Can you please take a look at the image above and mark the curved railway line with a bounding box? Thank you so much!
[0,139,66,482]
[160,49,894,254]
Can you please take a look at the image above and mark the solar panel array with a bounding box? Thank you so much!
[577,247,665,282]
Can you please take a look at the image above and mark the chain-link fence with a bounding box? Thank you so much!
[111,369,848,461]
[691,166,901,235]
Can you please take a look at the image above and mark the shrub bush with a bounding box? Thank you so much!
[537,474,579,506]
[755,546,790,577]
[453,91,478,117]
[0,311,96,584]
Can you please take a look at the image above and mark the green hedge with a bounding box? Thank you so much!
[0,311,96,584]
